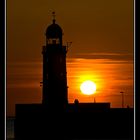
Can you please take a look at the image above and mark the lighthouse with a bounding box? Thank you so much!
[42,12,68,110]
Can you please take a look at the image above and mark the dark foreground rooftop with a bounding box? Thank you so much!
[15,103,134,140]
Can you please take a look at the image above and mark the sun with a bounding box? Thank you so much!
[80,80,96,95]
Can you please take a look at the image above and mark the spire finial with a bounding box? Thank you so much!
[52,11,56,24]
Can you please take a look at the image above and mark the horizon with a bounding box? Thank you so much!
[7,57,134,117]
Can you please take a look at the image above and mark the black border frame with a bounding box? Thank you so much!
[135,0,139,140]
[3,0,138,140]
[0,0,5,139]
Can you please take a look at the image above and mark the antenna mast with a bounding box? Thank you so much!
[52,11,56,23]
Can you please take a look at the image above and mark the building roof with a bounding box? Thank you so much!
[46,20,62,38]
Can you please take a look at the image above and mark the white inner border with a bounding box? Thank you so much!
[134,0,136,140]
[5,0,7,139]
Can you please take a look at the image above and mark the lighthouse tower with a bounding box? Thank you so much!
[42,12,68,110]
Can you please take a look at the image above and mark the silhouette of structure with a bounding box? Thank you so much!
[42,12,68,110]
[15,12,134,140]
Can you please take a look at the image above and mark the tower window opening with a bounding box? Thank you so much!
[60,57,62,63]
[46,74,48,79]
[47,38,60,45]
[52,39,56,44]
[61,73,63,76]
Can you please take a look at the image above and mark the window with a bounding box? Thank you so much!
[47,38,60,44]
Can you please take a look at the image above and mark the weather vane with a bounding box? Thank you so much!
[52,11,56,23]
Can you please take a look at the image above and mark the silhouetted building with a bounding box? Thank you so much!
[15,12,134,140]
[42,13,68,110]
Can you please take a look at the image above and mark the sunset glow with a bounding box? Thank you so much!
[67,58,133,106]
[7,0,133,117]
[80,80,96,95]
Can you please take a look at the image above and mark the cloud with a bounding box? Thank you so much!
[70,52,133,61]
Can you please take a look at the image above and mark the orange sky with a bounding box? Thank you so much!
[67,58,133,104]
[7,58,134,116]
[7,0,134,116]
[7,0,133,62]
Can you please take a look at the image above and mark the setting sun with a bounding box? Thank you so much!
[80,80,96,95]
